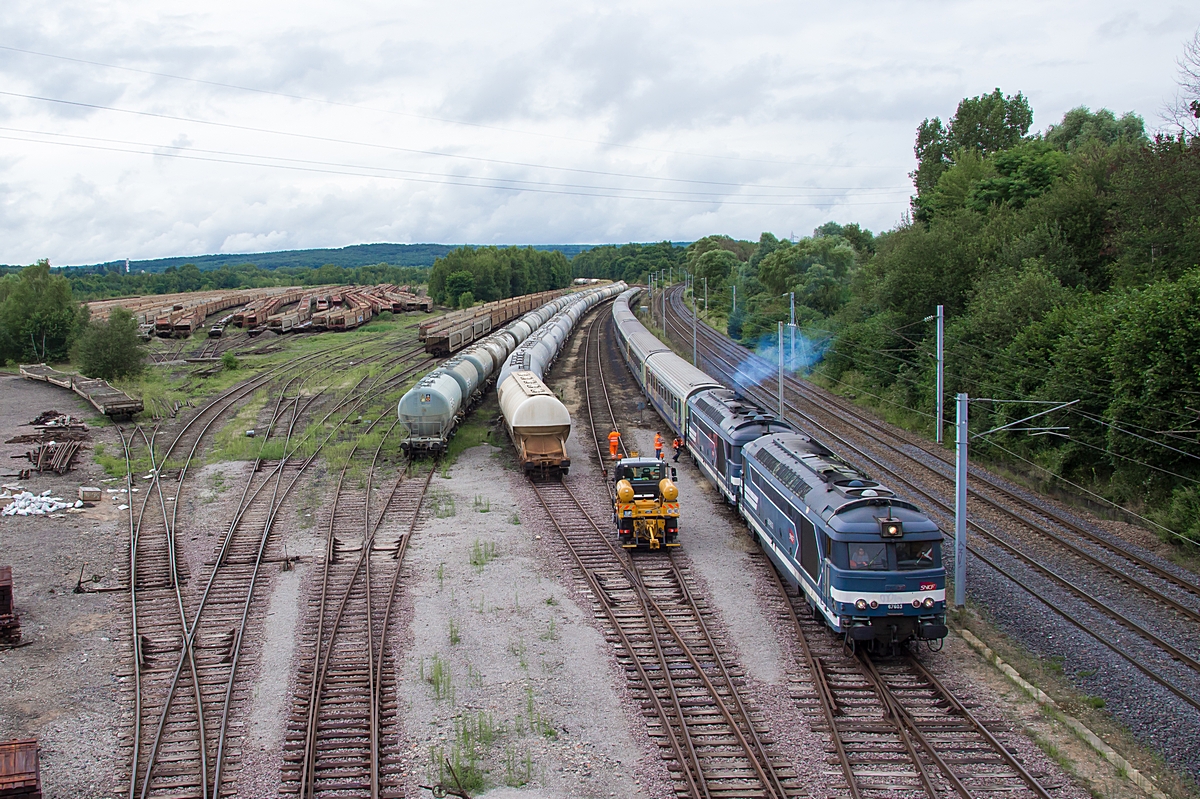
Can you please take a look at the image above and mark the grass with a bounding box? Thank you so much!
[509,511,521,525]
[449,618,461,645]
[420,653,455,704]
[539,616,558,641]
[472,494,491,513]
[469,539,496,570]
[509,637,528,670]
[430,487,456,518]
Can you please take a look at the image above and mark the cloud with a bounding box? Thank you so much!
[0,0,1197,265]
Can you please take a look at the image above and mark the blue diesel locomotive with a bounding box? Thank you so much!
[611,288,948,651]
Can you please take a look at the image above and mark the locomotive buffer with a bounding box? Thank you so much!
[612,455,680,549]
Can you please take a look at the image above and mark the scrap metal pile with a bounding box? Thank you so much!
[4,412,90,478]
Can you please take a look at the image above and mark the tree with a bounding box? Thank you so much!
[457,291,475,309]
[1164,27,1200,138]
[445,270,475,302]
[74,307,145,380]
[0,260,84,364]
[1045,107,1146,151]
[912,89,1034,220]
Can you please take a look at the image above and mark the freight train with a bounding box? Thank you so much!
[398,283,625,455]
[611,288,948,651]
[495,282,627,475]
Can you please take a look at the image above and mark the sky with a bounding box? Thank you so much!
[1,1,1197,266]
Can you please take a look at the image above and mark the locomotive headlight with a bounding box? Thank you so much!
[923,597,935,609]
[854,599,868,611]
[912,599,922,608]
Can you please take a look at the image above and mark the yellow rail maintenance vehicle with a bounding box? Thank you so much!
[612,455,681,549]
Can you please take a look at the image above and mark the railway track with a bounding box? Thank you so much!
[532,306,801,799]
[281,436,437,797]
[661,287,1200,718]
[117,336,436,799]
[759,552,1055,799]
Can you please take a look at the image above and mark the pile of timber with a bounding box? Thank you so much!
[16,441,83,475]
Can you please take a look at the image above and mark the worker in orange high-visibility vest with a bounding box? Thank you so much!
[654,432,664,459]
[608,430,621,460]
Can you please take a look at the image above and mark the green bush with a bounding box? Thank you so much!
[74,307,144,380]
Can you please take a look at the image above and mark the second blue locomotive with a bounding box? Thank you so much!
[612,288,948,651]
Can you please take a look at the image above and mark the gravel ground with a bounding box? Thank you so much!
[392,443,655,798]
[0,373,124,797]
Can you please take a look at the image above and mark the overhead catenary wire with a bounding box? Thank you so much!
[0,125,913,200]
[0,133,912,208]
[0,89,913,193]
[0,43,911,171]
[980,438,1197,547]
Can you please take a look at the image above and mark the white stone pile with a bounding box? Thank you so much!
[1,489,82,516]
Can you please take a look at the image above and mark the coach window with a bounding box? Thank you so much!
[847,542,887,570]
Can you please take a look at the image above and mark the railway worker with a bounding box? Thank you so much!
[654,432,664,459]
[672,436,683,462]
[608,430,621,460]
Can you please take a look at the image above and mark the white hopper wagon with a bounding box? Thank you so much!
[497,370,572,476]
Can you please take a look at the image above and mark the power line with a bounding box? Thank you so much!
[0,125,913,200]
[0,133,910,208]
[981,439,1196,548]
[0,43,910,171]
[0,89,913,192]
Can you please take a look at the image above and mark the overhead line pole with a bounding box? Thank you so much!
[778,322,785,419]
[937,305,945,444]
[955,392,968,608]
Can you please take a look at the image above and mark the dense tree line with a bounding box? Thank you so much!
[570,241,687,284]
[428,246,571,308]
[711,93,1200,543]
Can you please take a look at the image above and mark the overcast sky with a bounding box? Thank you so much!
[2,1,1197,266]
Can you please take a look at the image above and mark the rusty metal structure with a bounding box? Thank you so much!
[0,567,19,646]
[419,289,569,355]
[18,364,144,419]
[0,739,40,799]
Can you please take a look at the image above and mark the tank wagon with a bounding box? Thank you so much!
[399,284,625,454]
[610,288,947,652]
[495,282,627,475]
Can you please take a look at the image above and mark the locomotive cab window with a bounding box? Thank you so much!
[896,541,938,570]
[847,542,887,570]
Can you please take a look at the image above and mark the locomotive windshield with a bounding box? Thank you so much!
[896,541,937,569]
[619,464,664,481]
[847,543,887,570]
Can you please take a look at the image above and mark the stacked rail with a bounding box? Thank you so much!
[19,363,144,418]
